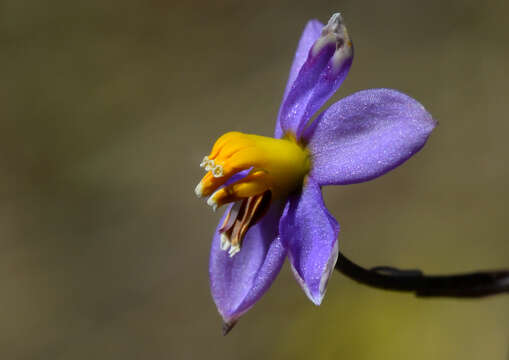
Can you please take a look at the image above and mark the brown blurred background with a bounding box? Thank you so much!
[1,0,508,359]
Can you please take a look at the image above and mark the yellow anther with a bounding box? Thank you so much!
[209,132,244,159]
[197,131,310,203]
[208,171,269,209]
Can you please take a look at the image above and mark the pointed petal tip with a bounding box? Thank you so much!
[291,265,325,306]
[321,12,347,39]
[281,179,339,307]
[311,295,324,306]
[210,206,286,334]
[310,11,352,59]
[302,282,324,306]
[222,320,238,336]
[430,116,439,130]
[327,12,343,28]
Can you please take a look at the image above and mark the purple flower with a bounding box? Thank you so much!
[195,13,436,328]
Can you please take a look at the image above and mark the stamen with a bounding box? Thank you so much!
[217,191,272,257]
[219,202,242,233]
[205,159,216,172]
[206,171,269,210]
[196,132,310,256]
[212,164,224,178]
[228,245,240,257]
[200,156,209,168]
[220,233,231,251]
[231,196,260,247]
[194,182,203,198]
[196,132,310,199]
[207,195,218,212]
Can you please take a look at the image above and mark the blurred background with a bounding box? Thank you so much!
[1,0,508,359]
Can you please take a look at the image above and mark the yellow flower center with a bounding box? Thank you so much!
[195,131,310,256]
[196,131,310,203]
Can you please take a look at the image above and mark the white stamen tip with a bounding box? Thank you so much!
[207,196,218,211]
[220,233,231,251]
[200,156,209,168]
[204,159,215,172]
[212,164,224,178]
[194,182,203,198]
[228,245,240,257]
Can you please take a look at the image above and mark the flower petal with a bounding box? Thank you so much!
[304,88,437,185]
[209,203,287,325]
[279,177,339,305]
[277,13,353,139]
[275,19,323,138]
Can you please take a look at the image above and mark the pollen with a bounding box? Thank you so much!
[195,131,311,256]
[212,164,223,178]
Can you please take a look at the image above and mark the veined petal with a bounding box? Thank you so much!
[304,89,436,185]
[209,203,287,325]
[275,19,323,138]
[278,13,353,139]
[279,177,339,305]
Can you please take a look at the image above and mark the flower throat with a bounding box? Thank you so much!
[195,131,310,256]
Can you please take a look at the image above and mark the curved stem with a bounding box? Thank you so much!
[335,252,509,297]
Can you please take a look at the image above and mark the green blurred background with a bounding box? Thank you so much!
[1,0,508,359]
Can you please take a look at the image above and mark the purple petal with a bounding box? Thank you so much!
[209,203,287,324]
[304,88,437,185]
[275,19,323,138]
[277,13,353,139]
[279,177,339,305]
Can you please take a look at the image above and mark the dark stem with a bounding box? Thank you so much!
[335,251,509,297]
